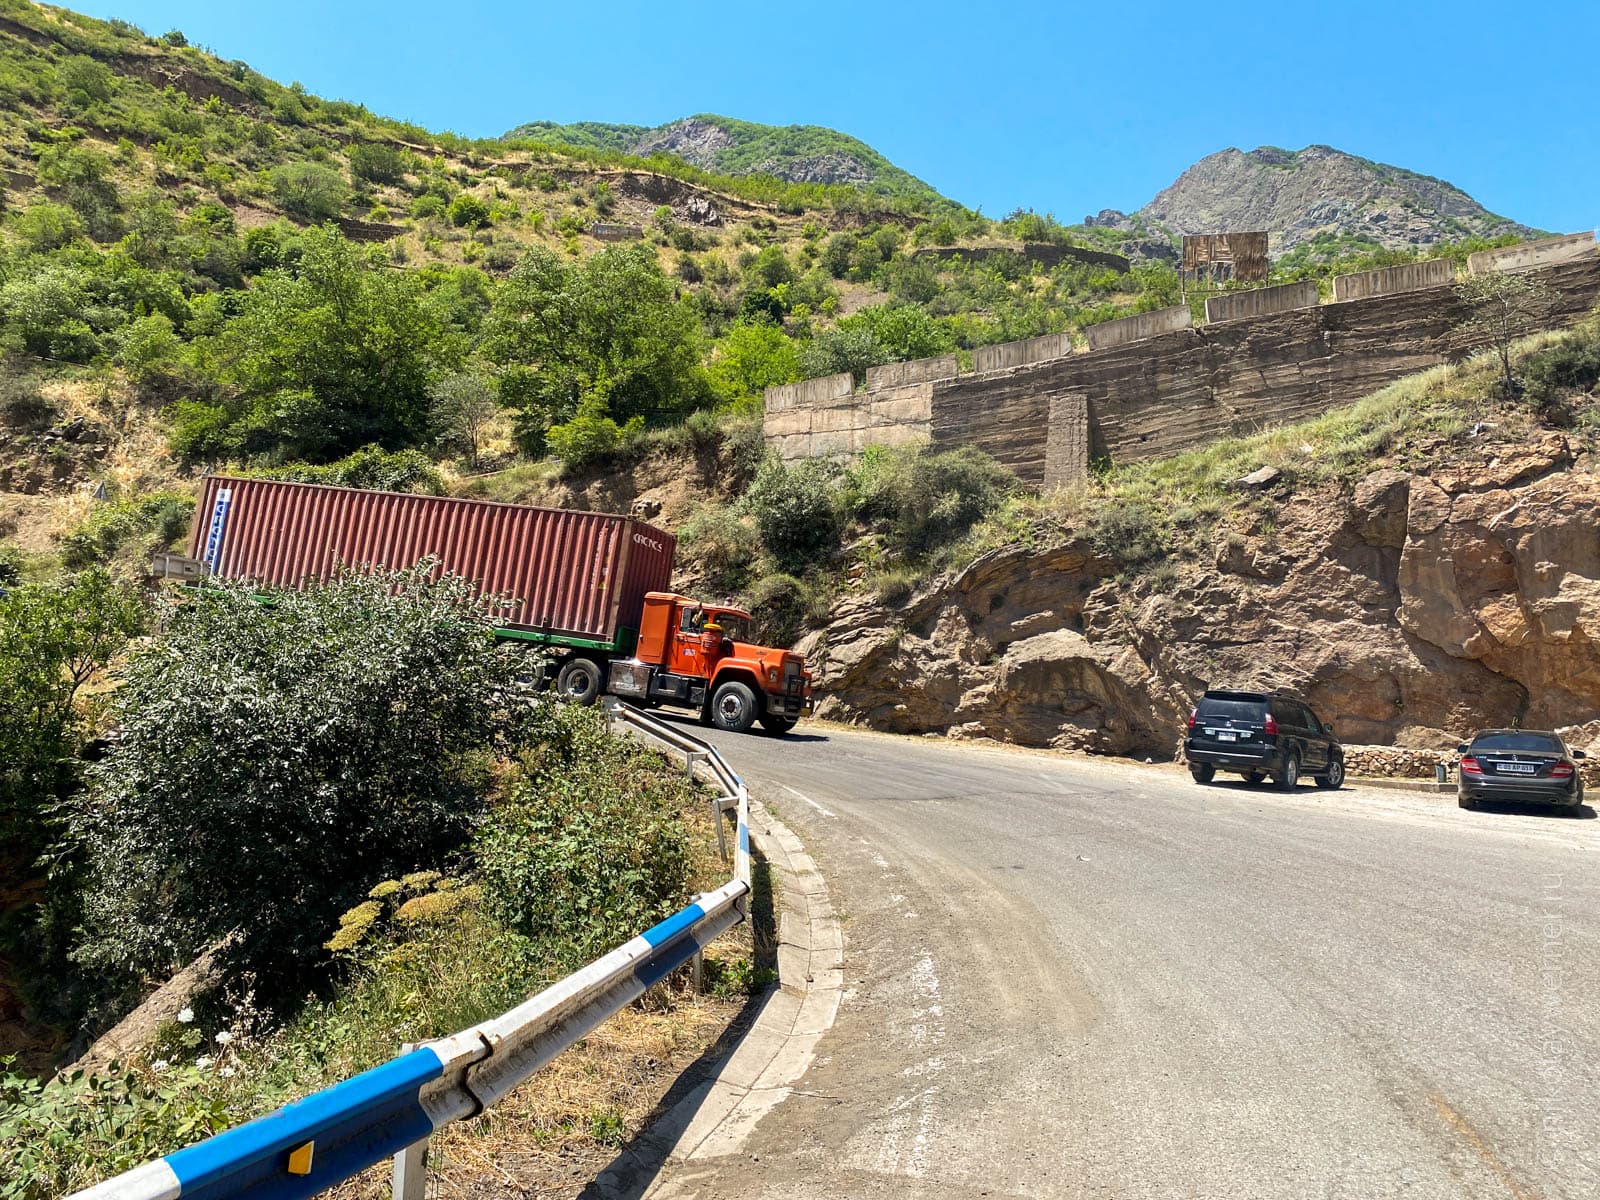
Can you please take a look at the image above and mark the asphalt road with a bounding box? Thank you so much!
[640,719,1599,1200]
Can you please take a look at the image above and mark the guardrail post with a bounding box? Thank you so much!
[392,1135,429,1200]
[712,795,729,864]
[685,749,706,778]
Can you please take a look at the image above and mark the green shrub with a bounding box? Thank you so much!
[742,456,841,572]
[1523,326,1600,410]
[58,492,194,570]
[346,141,408,185]
[476,705,694,968]
[408,193,446,220]
[678,502,757,594]
[544,396,642,471]
[844,445,1015,557]
[254,445,445,494]
[0,375,57,432]
[1089,500,1169,569]
[268,162,348,221]
[68,566,528,1002]
[741,572,815,647]
[447,193,490,229]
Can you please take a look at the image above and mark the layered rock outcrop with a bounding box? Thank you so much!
[799,437,1600,759]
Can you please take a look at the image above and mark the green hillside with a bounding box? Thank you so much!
[506,113,952,209]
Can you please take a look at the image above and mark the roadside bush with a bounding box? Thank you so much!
[477,705,694,968]
[741,456,841,572]
[58,492,194,570]
[68,566,528,1004]
[742,572,814,647]
[678,501,757,594]
[252,445,445,494]
[844,445,1015,557]
[448,193,490,229]
[1089,500,1169,569]
[1523,325,1600,412]
[346,141,408,185]
[544,396,642,471]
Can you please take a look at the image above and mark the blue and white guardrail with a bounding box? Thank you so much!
[71,702,751,1200]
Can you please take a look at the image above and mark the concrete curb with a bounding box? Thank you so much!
[1349,775,1454,795]
[635,799,842,1171]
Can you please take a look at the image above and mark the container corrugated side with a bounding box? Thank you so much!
[189,476,676,644]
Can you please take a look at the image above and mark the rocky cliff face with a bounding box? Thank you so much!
[1096,145,1541,253]
[799,434,1600,759]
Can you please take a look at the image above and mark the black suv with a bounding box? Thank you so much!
[1184,690,1344,790]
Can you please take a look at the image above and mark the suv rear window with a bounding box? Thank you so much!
[1196,697,1266,722]
[1471,732,1562,753]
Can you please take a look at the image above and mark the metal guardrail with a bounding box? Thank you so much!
[71,702,750,1200]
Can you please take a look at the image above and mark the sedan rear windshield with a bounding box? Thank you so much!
[1471,732,1562,753]
[1196,698,1265,722]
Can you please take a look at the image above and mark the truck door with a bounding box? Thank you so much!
[667,605,710,678]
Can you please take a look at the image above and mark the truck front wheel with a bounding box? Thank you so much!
[556,657,602,706]
[759,713,797,736]
[710,681,758,732]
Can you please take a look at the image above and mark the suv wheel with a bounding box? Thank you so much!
[1242,771,1265,785]
[1315,758,1344,789]
[1189,763,1215,784]
[1276,752,1300,791]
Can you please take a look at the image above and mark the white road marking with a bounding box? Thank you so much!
[781,782,836,817]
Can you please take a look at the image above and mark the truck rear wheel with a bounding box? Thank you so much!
[710,681,758,733]
[759,713,797,736]
[556,657,601,706]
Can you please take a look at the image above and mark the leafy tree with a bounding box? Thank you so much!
[482,244,706,448]
[799,323,888,384]
[544,390,642,469]
[346,141,408,185]
[1455,273,1559,398]
[269,161,349,221]
[69,566,528,996]
[0,571,146,867]
[428,369,498,465]
[192,226,457,459]
[55,56,115,106]
[11,202,86,253]
[708,321,799,404]
[839,304,954,362]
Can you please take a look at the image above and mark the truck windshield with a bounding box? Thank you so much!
[712,614,751,643]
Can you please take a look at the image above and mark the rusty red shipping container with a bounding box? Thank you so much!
[188,475,676,647]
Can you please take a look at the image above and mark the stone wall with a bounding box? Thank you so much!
[764,373,932,460]
[1467,231,1595,275]
[1331,258,1453,302]
[971,332,1073,375]
[1204,280,1320,324]
[1084,305,1192,351]
[928,257,1600,488]
[590,222,644,242]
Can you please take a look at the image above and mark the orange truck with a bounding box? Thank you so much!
[184,475,812,734]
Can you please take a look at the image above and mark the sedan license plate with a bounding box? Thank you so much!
[1499,762,1538,774]
[1216,731,1238,742]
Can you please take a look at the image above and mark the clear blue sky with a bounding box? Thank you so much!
[72,0,1597,233]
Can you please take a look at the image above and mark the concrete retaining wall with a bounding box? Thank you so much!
[1084,306,1192,351]
[1467,231,1596,275]
[765,373,852,413]
[590,223,644,242]
[1332,258,1454,302]
[764,377,932,460]
[865,355,959,391]
[972,332,1073,375]
[928,257,1600,490]
[1204,280,1321,324]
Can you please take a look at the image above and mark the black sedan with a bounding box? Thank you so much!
[1457,729,1587,811]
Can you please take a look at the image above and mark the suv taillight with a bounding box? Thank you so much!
[1551,761,1574,779]
[1460,756,1482,775]
[1263,713,1278,736]
[1186,708,1197,731]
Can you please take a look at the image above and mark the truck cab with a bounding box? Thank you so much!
[603,592,811,734]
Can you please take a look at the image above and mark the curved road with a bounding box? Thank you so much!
[639,720,1598,1200]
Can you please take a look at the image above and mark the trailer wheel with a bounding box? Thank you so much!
[710,681,758,732]
[556,657,602,706]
